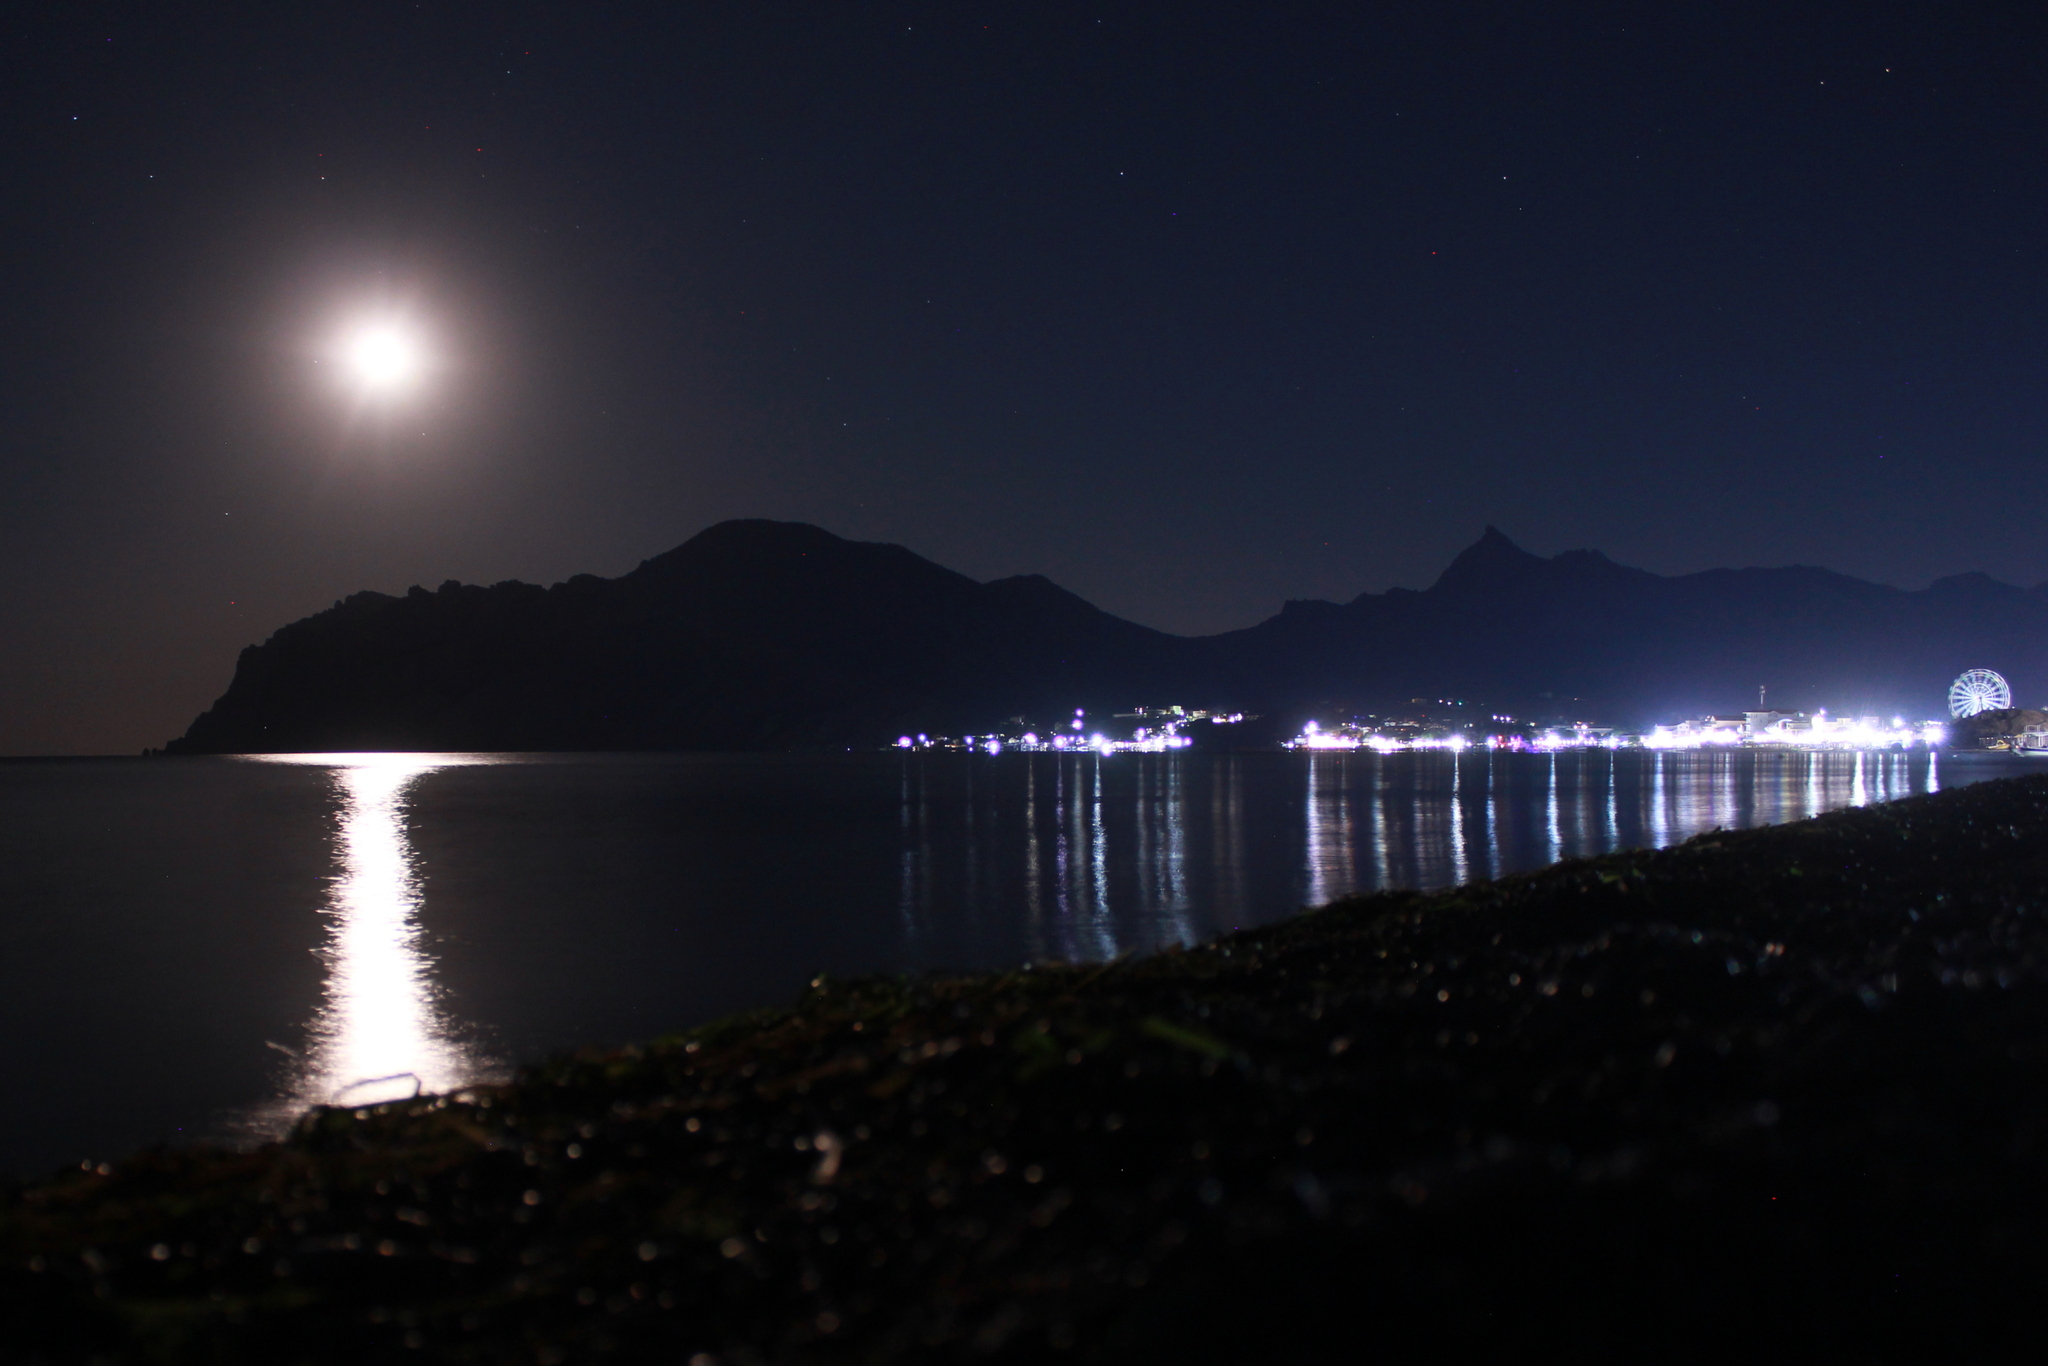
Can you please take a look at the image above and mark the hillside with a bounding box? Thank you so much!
[1217,527,2048,722]
[165,521,2048,752]
[167,521,1196,753]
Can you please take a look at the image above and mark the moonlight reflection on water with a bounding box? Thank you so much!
[241,754,499,1132]
[222,747,1954,1138]
[0,746,2002,1175]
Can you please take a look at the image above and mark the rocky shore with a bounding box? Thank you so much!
[12,776,2048,1362]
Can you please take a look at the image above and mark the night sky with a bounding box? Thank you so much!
[4,3,2047,754]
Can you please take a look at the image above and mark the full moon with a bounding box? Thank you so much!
[343,325,425,391]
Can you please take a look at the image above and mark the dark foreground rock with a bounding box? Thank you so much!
[12,777,2048,1362]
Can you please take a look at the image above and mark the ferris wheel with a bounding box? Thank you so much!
[1949,668,2013,718]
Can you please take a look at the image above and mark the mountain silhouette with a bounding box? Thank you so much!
[164,521,2048,752]
[1216,526,2046,722]
[167,520,1195,753]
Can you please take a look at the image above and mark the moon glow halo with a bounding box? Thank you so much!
[342,325,426,393]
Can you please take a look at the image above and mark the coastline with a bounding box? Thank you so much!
[11,776,2048,1360]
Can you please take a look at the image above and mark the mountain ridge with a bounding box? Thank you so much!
[163,520,2048,752]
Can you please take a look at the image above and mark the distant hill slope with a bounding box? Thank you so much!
[165,521,2048,752]
[167,521,1196,753]
[1216,527,2048,723]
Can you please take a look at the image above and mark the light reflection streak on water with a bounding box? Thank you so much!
[891,749,1961,969]
[1650,752,1668,848]
[1369,754,1392,892]
[1597,753,1613,847]
[1304,753,1345,907]
[1485,752,1501,879]
[1408,772,1427,891]
[1575,754,1593,857]
[1134,757,1191,943]
[244,754,494,1123]
[898,758,935,940]
[1213,757,1247,916]
[1449,755,1469,886]
[1135,761,1156,915]
[224,745,1982,1146]
[1087,758,1115,958]
[1545,755,1562,864]
[1761,753,1794,827]
[1022,760,1045,960]
[1053,760,1075,956]
[1160,759,1191,945]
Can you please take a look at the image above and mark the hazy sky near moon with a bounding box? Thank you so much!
[4,2,2048,753]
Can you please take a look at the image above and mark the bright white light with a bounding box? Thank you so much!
[343,324,425,392]
[1950,668,2012,718]
[238,754,497,1123]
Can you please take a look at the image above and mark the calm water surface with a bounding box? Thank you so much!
[0,748,2020,1176]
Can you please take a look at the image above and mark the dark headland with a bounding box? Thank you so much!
[164,519,2048,753]
[12,774,2048,1361]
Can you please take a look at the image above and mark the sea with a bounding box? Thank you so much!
[0,747,2023,1178]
